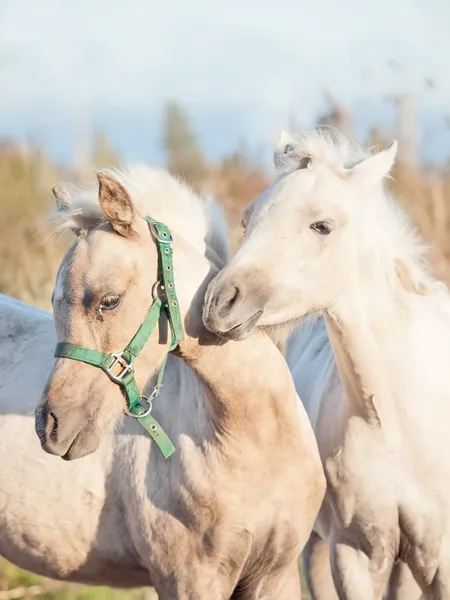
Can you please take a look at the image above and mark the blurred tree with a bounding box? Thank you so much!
[210,138,268,252]
[92,132,120,169]
[318,91,354,139]
[369,125,390,151]
[163,101,206,189]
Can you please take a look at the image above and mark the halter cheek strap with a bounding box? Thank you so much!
[54,217,185,459]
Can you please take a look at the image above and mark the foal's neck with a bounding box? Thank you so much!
[178,319,300,442]
[324,276,414,426]
[173,248,301,445]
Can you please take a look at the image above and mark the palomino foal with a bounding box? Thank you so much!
[35,168,325,599]
[204,130,447,599]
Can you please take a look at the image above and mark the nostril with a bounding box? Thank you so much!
[47,411,59,442]
[218,286,240,317]
[36,403,60,445]
[35,403,49,444]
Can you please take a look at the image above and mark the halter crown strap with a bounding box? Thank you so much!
[54,217,184,459]
[145,217,184,345]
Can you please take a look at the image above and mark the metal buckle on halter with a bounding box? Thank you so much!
[105,352,134,383]
[149,221,173,244]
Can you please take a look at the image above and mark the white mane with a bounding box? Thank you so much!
[273,126,370,174]
[275,127,446,301]
[52,166,229,267]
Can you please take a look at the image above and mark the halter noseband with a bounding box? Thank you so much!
[54,217,184,459]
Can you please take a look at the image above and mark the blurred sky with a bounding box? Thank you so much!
[1,0,449,166]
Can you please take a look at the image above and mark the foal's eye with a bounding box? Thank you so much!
[100,294,121,310]
[310,221,333,236]
[241,220,247,237]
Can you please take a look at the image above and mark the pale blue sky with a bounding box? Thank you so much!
[1,0,449,165]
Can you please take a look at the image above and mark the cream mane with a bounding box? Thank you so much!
[51,166,229,268]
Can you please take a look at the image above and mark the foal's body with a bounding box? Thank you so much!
[288,317,424,600]
[203,130,448,599]
[1,292,322,597]
[30,169,325,598]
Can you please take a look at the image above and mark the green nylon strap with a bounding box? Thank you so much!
[121,371,175,459]
[123,298,164,360]
[52,215,184,460]
[124,354,169,414]
[55,343,111,369]
[145,217,185,344]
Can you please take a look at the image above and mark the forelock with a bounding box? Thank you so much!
[273,126,371,174]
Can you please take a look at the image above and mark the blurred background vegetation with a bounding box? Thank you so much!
[1,92,450,598]
[2,94,450,313]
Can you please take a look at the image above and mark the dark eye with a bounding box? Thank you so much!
[241,220,246,237]
[310,221,333,236]
[100,295,121,310]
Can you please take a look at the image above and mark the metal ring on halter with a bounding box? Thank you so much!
[126,396,153,418]
[152,281,163,301]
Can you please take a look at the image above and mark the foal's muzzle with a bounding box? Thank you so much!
[35,400,101,460]
[203,272,265,340]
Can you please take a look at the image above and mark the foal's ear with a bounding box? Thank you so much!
[52,185,82,237]
[273,130,311,172]
[97,173,136,238]
[52,185,72,211]
[347,141,398,196]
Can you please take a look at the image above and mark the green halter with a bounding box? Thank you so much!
[54,217,185,459]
